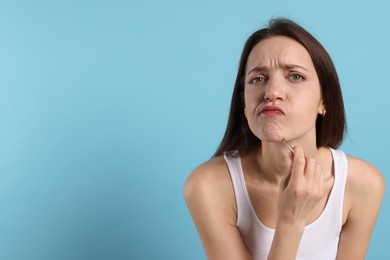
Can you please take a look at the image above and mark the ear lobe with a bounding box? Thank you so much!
[318,101,326,117]
[318,107,326,117]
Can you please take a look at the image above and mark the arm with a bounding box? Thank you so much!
[183,159,252,260]
[336,156,385,260]
[268,146,325,259]
[184,148,328,259]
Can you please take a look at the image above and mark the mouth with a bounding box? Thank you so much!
[260,105,285,116]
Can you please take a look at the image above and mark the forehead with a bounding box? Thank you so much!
[246,36,315,70]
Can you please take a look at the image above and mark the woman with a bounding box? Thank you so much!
[184,18,385,259]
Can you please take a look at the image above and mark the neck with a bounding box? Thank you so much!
[248,136,319,184]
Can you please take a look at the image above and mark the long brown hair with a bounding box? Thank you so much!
[213,18,346,157]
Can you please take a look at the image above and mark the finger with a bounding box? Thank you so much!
[314,163,322,182]
[304,157,317,179]
[289,146,305,185]
[315,163,325,196]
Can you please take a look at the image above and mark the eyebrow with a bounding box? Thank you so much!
[246,64,309,76]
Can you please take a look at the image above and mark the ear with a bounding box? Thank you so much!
[317,100,326,117]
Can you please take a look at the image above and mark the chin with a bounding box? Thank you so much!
[256,123,283,142]
[258,133,282,143]
[251,130,283,143]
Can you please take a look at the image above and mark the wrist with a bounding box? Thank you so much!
[268,220,305,260]
[275,218,305,236]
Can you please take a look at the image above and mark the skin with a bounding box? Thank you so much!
[184,36,385,259]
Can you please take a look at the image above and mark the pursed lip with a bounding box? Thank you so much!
[259,105,285,115]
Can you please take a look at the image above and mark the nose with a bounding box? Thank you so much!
[264,77,285,102]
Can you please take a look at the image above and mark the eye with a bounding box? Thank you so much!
[289,74,305,81]
[248,76,267,84]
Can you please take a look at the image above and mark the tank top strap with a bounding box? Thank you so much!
[223,151,248,227]
[329,148,348,229]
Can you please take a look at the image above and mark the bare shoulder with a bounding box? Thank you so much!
[184,155,230,192]
[183,155,236,224]
[184,156,251,259]
[344,154,385,222]
[345,155,385,197]
[335,154,385,258]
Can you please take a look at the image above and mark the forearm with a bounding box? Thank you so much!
[267,146,325,259]
[267,221,304,260]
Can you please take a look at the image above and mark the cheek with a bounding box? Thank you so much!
[293,100,321,124]
[244,88,262,108]
[296,88,322,110]
[289,90,322,122]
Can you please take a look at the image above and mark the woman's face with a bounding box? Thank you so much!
[244,36,325,143]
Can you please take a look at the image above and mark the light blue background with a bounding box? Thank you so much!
[0,0,388,259]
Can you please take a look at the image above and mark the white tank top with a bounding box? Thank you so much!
[224,148,348,260]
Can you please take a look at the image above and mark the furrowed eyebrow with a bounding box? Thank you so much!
[283,64,309,71]
[246,64,309,76]
[246,66,267,76]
